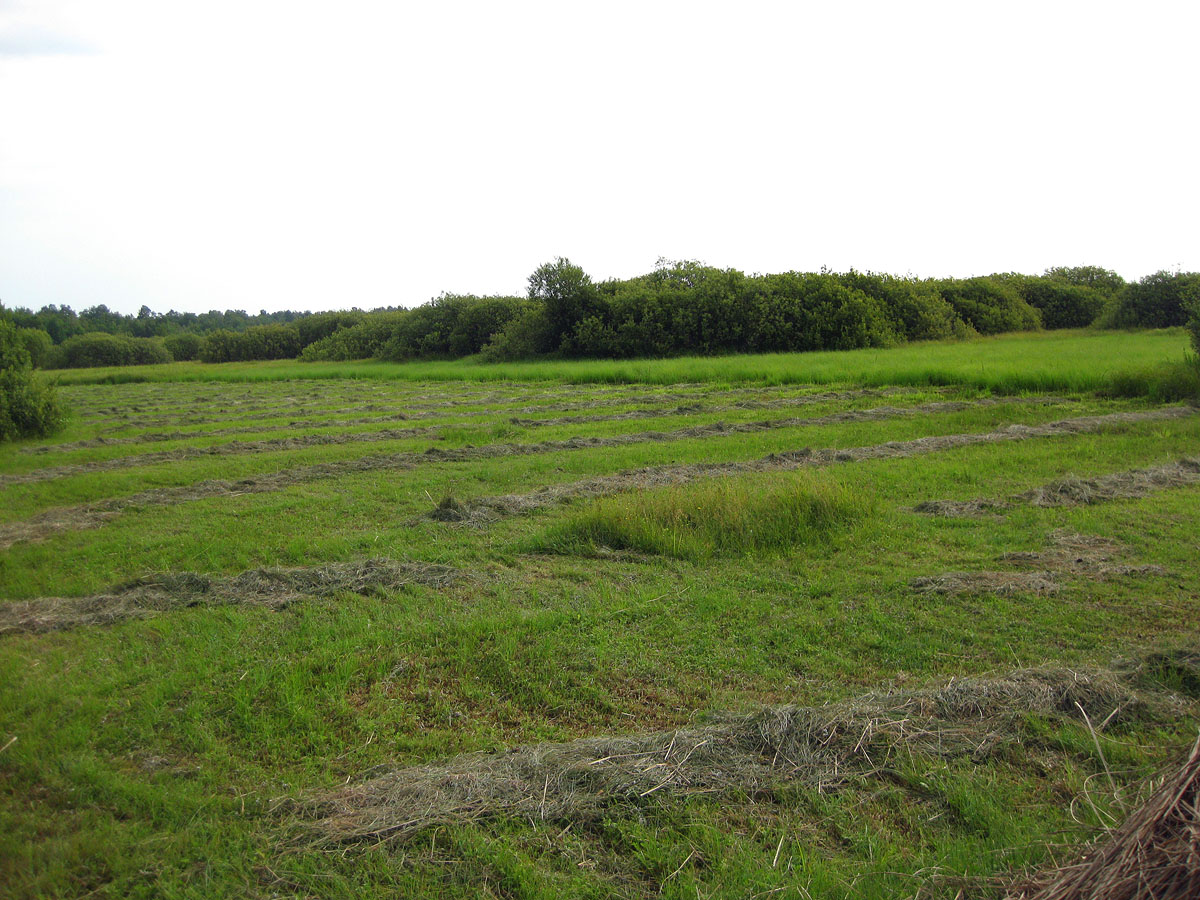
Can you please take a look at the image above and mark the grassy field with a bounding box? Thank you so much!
[3,330,1199,898]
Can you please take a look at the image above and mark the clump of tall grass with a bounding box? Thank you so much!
[535,471,868,560]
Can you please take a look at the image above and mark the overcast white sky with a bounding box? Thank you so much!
[1,1,1197,316]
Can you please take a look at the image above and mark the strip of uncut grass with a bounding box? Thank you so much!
[534,471,868,560]
[46,329,1191,394]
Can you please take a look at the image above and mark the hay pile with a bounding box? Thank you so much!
[0,559,461,634]
[306,655,1194,845]
[1004,733,1200,900]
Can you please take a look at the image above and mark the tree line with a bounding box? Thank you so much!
[2,263,1199,371]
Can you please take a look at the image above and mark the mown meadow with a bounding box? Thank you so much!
[1,328,1198,898]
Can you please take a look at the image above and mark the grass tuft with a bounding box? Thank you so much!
[534,471,868,560]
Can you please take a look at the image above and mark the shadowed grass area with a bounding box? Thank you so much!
[533,471,868,560]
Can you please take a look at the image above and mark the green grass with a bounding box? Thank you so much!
[4,330,1200,899]
[534,471,868,560]
[45,328,1194,396]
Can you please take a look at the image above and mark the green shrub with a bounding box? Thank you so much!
[378,295,530,361]
[57,332,172,368]
[299,312,412,361]
[936,277,1042,334]
[1,318,64,440]
[163,332,202,361]
[536,472,867,561]
[479,305,556,361]
[296,311,364,347]
[199,324,301,362]
[15,328,54,368]
[1018,278,1106,329]
[1102,270,1200,329]
[1186,296,1200,356]
[836,271,968,342]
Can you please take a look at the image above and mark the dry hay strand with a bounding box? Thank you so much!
[0,559,461,635]
[426,406,1200,526]
[912,498,1014,517]
[18,414,419,454]
[1023,458,1200,508]
[913,458,1200,519]
[504,387,989,428]
[1003,732,1200,900]
[911,530,1167,597]
[1000,530,1168,580]
[305,655,1196,846]
[0,427,445,487]
[912,571,1062,596]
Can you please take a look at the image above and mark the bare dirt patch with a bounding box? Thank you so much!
[303,652,1197,845]
[0,559,461,634]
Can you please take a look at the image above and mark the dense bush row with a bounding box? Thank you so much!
[6,265,1198,369]
[53,332,173,368]
[0,303,346,344]
[301,296,531,362]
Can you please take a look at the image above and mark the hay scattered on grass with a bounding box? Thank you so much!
[426,406,1199,527]
[914,458,1200,518]
[910,530,1167,597]
[18,415,418,454]
[304,653,1198,846]
[0,559,461,634]
[911,498,1014,517]
[1003,731,1200,900]
[912,571,1063,596]
[2,397,1072,548]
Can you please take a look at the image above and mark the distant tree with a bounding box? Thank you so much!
[527,258,600,353]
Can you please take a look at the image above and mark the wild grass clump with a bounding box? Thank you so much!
[535,472,867,560]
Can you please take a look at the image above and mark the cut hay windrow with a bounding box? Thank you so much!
[304,652,1199,845]
[0,397,1026,547]
[18,415,422,454]
[910,530,1168,597]
[25,386,937,455]
[914,457,1200,518]
[6,397,1032,486]
[69,383,738,427]
[0,559,461,635]
[0,426,445,487]
[428,406,1200,526]
[1003,732,1200,900]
